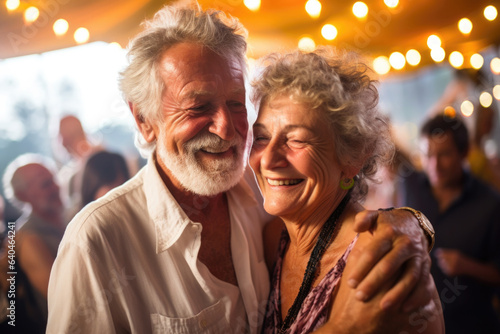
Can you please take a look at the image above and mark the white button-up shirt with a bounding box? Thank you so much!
[47,158,271,334]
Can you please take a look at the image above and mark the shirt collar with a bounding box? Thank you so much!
[143,156,192,253]
[142,156,259,254]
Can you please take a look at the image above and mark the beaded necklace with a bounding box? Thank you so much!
[279,194,350,333]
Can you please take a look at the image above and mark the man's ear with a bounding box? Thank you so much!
[129,102,156,143]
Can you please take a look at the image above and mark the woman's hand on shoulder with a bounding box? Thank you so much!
[314,232,444,334]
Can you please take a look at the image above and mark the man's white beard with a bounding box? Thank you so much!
[157,131,248,196]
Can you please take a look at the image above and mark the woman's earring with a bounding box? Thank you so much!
[340,177,354,190]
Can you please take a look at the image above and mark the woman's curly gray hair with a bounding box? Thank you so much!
[251,47,394,202]
[120,4,248,157]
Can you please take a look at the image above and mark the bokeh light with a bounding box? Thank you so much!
[427,35,441,49]
[298,36,316,52]
[479,92,493,108]
[321,24,338,40]
[305,0,322,18]
[460,100,474,117]
[470,53,484,69]
[449,51,464,68]
[389,52,406,70]
[458,18,473,34]
[53,19,69,36]
[430,47,445,63]
[406,49,421,66]
[244,0,261,12]
[353,2,368,18]
[24,6,39,23]
[74,27,90,44]
[484,5,498,21]
[373,56,391,75]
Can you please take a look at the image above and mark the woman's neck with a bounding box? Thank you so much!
[282,191,351,257]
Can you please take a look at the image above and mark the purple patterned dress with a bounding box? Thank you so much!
[262,230,359,334]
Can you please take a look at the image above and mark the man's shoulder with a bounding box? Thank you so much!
[62,170,147,246]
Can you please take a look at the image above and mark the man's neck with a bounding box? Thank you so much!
[431,181,464,213]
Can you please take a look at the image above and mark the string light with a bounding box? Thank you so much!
[444,106,456,118]
[74,27,90,44]
[406,49,421,66]
[458,18,473,35]
[493,85,500,100]
[373,56,391,75]
[460,100,474,117]
[484,5,498,21]
[389,52,405,70]
[470,53,484,69]
[384,0,399,9]
[491,57,500,75]
[244,0,261,12]
[321,24,338,40]
[479,92,493,108]
[6,0,20,11]
[24,6,39,23]
[298,36,316,52]
[352,2,368,18]
[427,35,441,49]
[449,51,464,68]
[53,19,69,36]
[305,0,322,19]
[430,47,445,63]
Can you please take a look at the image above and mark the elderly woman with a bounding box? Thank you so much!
[249,48,444,333]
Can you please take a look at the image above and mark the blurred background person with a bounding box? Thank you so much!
[80,150,131,208]
[56,114,103,214]
[399,113,500,334]
[0,154,67,333]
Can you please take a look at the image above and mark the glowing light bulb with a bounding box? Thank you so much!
[470,53,484,69]
[353,2,368,18]
[389,52,405,70]
[384,0,399,8]
[244,0,261,12]
[484,5,498,21]
[491,57,500,75]
[430,47,445,63]
[321,24,338,40]
[6,0,20,11]
[461,100,474,117]
[479,92,493,108]
[74,27,90,44]
[458,18,473,34]
[406,49,421,66]
[305,0,322,19]
[449,51,464,68]
[373,56,391,75]
[298,37,316,52]
[53,19,69,36]
[24,6,39,23]
[493,85,500,100]
[444,106,456,118]
[427,35,441,49]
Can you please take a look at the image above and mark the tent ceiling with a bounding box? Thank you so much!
[1,0,499,67]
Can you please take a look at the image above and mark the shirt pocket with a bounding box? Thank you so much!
[150,300,231,334]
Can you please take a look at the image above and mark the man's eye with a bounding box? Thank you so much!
[189,104,210,112]
[228,101,246,112]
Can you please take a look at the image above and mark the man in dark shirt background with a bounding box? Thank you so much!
[400,113,500,333]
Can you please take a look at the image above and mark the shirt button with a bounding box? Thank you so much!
[199,319,207,329]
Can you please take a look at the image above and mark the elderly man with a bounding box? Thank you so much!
[1,154,66,332]
[47,5,433,333]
